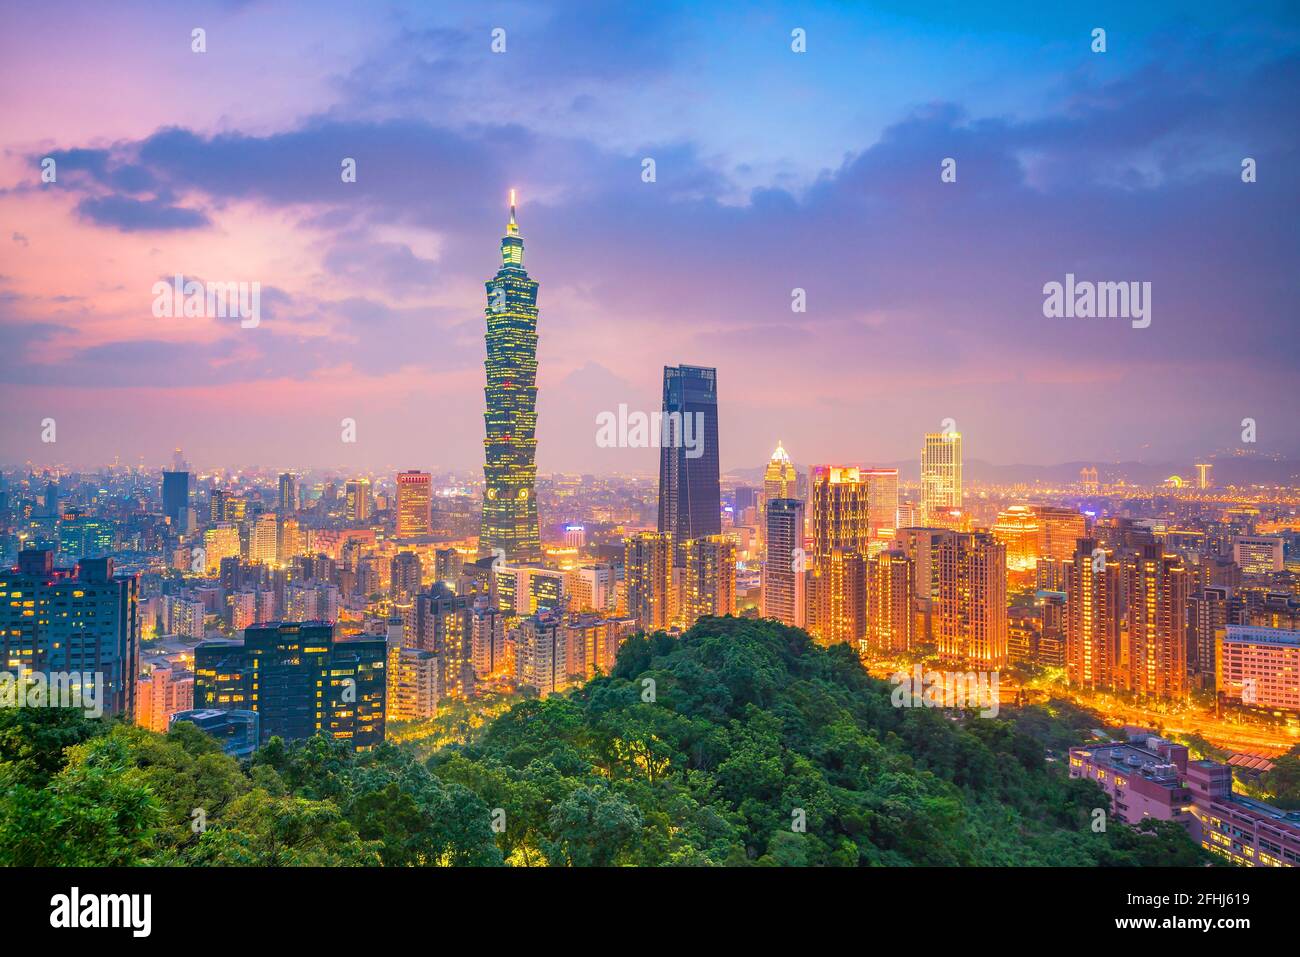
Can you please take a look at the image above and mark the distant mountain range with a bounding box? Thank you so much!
[726,457,1300,487]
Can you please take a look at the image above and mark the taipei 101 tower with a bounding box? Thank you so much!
[479,191,541,562]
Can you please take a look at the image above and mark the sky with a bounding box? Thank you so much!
[1,0,1298,475]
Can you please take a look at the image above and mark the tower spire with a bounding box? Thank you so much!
[507,188,518,236]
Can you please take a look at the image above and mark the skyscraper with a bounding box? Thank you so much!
[1127,544,1190,700]
[806,467,872,647]
[921,431,962,522]
[681,535,736,627]
[762,441,798,516]
[933,532,1007,668]
[862,467,899,543]
[809,466,872,561]
[624,532,673,632]
[396,470,433,537]
[161,470,189,528]
[345,478,372,522]
[1064,538,1121,691]
[806,548,867,648]
[1032,505,1087,562]
[762,498,805,627]
[278,472,298,514]
[657,365,720,545]
[480,191,541,563]
[867,549,915,653]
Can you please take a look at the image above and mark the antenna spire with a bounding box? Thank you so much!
[507,189,518,236]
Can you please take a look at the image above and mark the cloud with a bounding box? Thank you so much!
[76,194,210,231]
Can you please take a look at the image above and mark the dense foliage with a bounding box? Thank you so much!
[0,617,1212,866]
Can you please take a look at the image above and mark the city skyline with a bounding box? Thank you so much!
[3,2,1299,474]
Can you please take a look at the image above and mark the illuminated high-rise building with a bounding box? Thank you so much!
[657,365,721,545]
[807,548,867,649]
[1233,535,1284,575]
[390,551,422,600]
[809,466,872,560]
[480,191,542,563]
[1032,505,1087,562]
[249,513,278,566]
[345,478,372,522]
[278,472,298,514]
[396,470,432,537]
[992,505,1040,575]
[1127,544,1190,700]
[1217,625,1300,711]
[624,532,673,632]
[933,532,1006,668]
[867,549,915,654]
[566,564,616,613]
[862,468,899,544]
[762,441,798,517]
[681,535,736,627]
[921,431,962,522]
[762,498,805,627]
[806,467,871,647]
[0,550,140,716]
[209,488,227,524]
[278,516,301,563]
[1064,538,1121,690]
[203,524,241,574]
[1189,586,1229,687]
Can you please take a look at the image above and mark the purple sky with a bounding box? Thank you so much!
[1,1,1297,474]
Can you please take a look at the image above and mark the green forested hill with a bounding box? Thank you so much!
[0,616,1210,866]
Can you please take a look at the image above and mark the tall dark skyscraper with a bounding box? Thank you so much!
[278,472,298,513]
[161,470,189,527]
[657,364,720,543]
[479,192,541,563]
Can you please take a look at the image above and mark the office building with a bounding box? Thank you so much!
[1064,538,1121,691]
[0,549,139,716]
[657,364,721,545]
[681,535,736,627]
[396,470,433,537]
[1217,625,1300,712]
[1127,544,1190,700]
[921,431,962,522]
[278,472,298,513]
[761,498,805,627]
[480,192,542,563]
[345,478,372,523]
[135,663,194,732]
[624,532,673,632]
[763,441,798,516]
[162,470,189,528]
[867,549,915,653]
[193,621,386,750]
[1234,536,1285,575]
